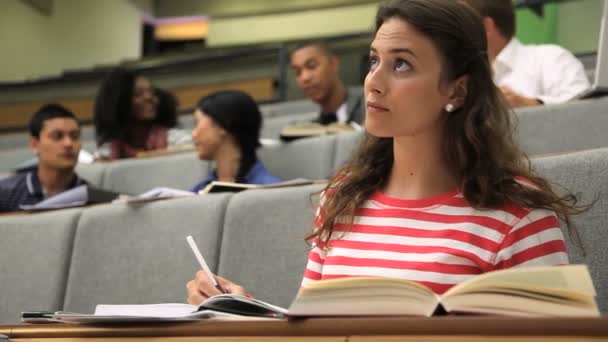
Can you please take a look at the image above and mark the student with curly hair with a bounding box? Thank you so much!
[93,68,190,159]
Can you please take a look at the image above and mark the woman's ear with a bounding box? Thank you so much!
[448,75,469,109]
[217,126,229,140]
[29,137,40,156]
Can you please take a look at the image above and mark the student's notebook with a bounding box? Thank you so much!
[198,179,321,194]
[288,265,600,318]
[118,187,195,204]
[19,185,121,211]
[23,294,287,324]
[279,122,358,141]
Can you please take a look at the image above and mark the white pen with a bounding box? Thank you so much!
[186,235,227,294]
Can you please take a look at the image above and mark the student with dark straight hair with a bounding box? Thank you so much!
[462,0,589,106]
[190,90,281,192]
[0,104,88,212]
[93,67,191,159]
[187,0,583,302]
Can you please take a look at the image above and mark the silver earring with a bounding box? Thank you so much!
[445,104,455,112]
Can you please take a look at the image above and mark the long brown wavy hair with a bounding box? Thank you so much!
[308,0,584,246]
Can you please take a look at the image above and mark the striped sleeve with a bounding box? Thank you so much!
[493,209,569,269]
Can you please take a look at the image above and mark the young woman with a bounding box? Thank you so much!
[186,0,580,302]
[190,90,281,192]
[93,68,191,159]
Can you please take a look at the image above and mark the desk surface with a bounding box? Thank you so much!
[1,316,608,341]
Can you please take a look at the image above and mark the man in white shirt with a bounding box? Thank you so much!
[463,0,590,107]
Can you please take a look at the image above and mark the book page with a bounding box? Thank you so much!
[94,303,197,317]
[301,277,435,296]
[444,265,596,298]
[198,179,320,194]
[120,187,195,203]
[288,277,439,317]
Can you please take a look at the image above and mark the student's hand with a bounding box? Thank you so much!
[499,86,543,108]
[186,271,247,305]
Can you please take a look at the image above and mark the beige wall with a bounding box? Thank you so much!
[155,0,378,18]
[0,0,143,81]
[557,0,604,53]
[1,0,603,82]
[207,3,378,47]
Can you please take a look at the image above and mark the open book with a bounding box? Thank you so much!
[279,122,358,141]
[198,179,321,194]
[23,294,287,324]
[288,265,600,317]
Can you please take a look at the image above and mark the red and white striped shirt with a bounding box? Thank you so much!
[302,189,568,294]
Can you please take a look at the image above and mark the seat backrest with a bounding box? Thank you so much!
[260,99,319,118]
[63,194,232,313]
[101,153,209,194]
[333,131,364,171]
[515,97,608,155]
[0,146,34,173]
[260,112,318,139]
[218,184,324,307]
[0,209,82,324]
[259,136,336,180]
[532,147,608,313]
[75,163,106,188]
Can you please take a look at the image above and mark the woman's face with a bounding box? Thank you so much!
[191,109,226,160]
[131,76,158,121]
[364,18,460,138]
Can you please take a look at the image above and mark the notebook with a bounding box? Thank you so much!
[576,0,608,99]
[22,294,287,323]
[19,185,121,211]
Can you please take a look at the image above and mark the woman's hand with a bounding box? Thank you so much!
[186,271,247,305]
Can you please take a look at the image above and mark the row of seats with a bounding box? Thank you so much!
[76,92,608,195]
[73,132,339,195]
[1,147,608,324]
[2,96,608,179]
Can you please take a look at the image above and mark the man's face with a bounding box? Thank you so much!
[290,46,339,104]
[31,118,81,171]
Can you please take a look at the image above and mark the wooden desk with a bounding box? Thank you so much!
[1,317,608,341]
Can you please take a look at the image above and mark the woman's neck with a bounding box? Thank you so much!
[214,137,242,183]
[37,165,76,197]
[383,128,458,200]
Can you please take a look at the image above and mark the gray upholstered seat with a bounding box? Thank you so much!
[515,97,608,155]
[75,162,106,187]
[0,208,82,324]
[259,136,337,180]
[218,184,324,307]
[101,153,210,194]
[62,194,231,314]
[532,147,608,313]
